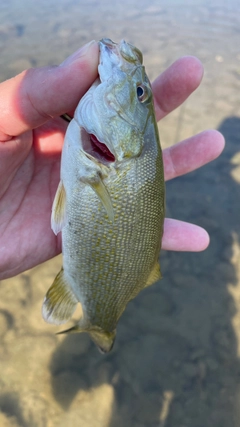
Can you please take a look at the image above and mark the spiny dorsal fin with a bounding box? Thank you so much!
[145,262,162,287]
[42,268,77,325]
[51,180,66,235]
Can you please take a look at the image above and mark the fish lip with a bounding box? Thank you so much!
[99,38,117,49]
[99,38,119,54]
[99,38,143,66]
[98,38,120,70]
[80,127,116,165]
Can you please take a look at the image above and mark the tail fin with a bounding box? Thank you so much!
[57,323,116,353]
[42,268,78,325]
[89,329,116,353]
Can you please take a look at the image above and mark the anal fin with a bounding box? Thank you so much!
[42,268,77,325]
[145,261,162,288]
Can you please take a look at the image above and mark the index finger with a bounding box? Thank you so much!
[0,41,99,141]
[152,56,204,121]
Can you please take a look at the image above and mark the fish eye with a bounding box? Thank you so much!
[136,84,149,102]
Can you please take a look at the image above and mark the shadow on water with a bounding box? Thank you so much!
[50,116,240,426]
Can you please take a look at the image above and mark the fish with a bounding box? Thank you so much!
[42,38,165,353]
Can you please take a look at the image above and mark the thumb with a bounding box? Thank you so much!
[0,40,99,140]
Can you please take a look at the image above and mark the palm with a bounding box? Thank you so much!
[0,42,224,280]
[0,120,65,277]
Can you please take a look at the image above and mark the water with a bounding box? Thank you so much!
[0,1,240,426]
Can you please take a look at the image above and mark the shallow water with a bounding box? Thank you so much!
[0,1,240,426]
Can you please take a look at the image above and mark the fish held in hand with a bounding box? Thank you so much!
[42,38,165,353]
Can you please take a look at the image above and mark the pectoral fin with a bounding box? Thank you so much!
[90,178,114,222]
[51,180,66,235]
[145,261,162,287]
[42,268,77,325]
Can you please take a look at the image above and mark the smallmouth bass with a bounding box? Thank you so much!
[42,38,165,352]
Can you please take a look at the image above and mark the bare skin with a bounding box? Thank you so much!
[0,41,224,280]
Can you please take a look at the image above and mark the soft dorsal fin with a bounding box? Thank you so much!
[51,180,66,235]
[42,268,77,325]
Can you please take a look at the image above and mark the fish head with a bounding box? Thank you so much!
[74,38,155,165]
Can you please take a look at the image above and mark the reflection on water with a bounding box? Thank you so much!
[0,1,240,426]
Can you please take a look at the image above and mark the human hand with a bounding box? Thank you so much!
[152,59,225,251]
[0,41,224,280]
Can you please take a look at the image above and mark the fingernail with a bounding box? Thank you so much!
[60,40,96,66]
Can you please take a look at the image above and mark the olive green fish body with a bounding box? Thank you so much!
[42,39,165,352]
[64,129,164,331]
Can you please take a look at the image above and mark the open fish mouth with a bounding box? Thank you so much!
[80,128,115,164]
[61,107,115,165]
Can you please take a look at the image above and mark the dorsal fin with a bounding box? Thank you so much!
[51,180,66,235]
[42,268,77,325]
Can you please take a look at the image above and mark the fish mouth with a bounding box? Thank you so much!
[81,128,115,164]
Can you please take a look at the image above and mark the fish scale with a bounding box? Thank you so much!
[42,38,165,353]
